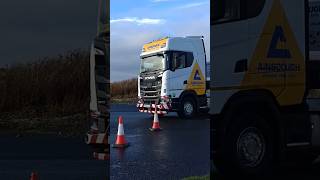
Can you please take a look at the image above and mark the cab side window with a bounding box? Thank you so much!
[224,0,241,21]
[171,51,194,70]
[186,53,194,67]
[173,52,186,69]
[211,0,265,24]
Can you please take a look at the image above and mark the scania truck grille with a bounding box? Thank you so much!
[140,79,161,102]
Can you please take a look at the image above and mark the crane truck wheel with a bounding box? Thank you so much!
[215,109,274,177]
[178,96,196,119]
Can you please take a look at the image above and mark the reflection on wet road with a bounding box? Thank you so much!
[0,134,107,179]
[110,104,210,180]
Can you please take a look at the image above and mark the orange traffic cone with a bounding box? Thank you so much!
[112,116,129,148]
[150,106,162,131]
[30,171,38,180]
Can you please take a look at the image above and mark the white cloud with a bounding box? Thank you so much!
[110,24,166,81]
[176,2,208,9]
[110,17,166,25]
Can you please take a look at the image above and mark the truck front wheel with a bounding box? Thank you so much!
[178,97,196,119]
[215,109,274,177]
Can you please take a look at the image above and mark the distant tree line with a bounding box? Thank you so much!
[111,78,137,100]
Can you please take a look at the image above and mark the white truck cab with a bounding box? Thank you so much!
[137,36,209,118]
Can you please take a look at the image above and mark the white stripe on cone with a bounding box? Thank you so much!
[154,112,159,123]
[118,124,124,135]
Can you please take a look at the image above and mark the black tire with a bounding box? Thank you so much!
[177,96,197,119]
[214,108,274,178]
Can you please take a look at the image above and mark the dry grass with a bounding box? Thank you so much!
[0,49,90,135]
[111,78,137,103]
[182,175,210,180]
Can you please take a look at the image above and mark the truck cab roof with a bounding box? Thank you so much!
[140,36,204,57]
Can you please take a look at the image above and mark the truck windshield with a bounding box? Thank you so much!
[140,54,165,73]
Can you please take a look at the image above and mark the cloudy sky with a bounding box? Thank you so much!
[0,0,99,67]
[111,0,210,82]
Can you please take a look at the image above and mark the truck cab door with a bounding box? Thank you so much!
[211,2,249,114]
[244,0,287,100]
[168,50,194,99]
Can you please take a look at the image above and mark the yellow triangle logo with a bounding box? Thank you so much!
[187,62,205,95]
[241,0,305,105]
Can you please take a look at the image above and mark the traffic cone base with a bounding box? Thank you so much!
[149,127,162,131]
[115,135,126,144]
[149,121,162,131]
[112,142,130,148]
[150,110,162,131]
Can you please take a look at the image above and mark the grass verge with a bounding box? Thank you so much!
[182,175,210,180]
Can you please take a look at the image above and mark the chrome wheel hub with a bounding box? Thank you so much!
[236,127,265,168]
[184,102,193,116]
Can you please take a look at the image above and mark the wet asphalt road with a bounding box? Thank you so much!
[214,162,320,179]
[275,162,320,179]
[110,104,210,180]
[0,134,107,180]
